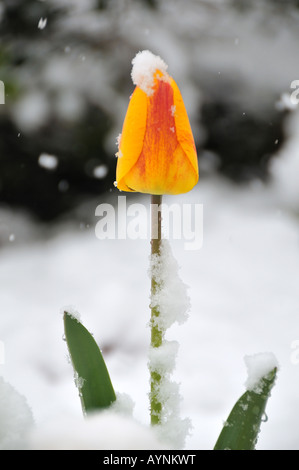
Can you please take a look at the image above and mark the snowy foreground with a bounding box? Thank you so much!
[1,135,299,449]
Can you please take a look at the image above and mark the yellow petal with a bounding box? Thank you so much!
[116,87,147,191]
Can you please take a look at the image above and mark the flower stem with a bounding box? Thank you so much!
[150,194,163,425]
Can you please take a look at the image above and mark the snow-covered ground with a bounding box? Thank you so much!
[1,109,299,450]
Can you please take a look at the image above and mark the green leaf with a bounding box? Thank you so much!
[214,367,277,450]
[63,311,116,414]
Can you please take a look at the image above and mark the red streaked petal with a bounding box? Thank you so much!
[171,78,198,177]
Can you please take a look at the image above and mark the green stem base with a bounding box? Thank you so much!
[150,194,163,426]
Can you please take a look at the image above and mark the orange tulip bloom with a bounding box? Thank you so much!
[115,50,198,195]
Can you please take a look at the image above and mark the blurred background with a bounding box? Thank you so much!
[1,0,299,225]
[1,0,299,450]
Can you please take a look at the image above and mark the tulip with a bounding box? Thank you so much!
[116,50,198,195]
[116,51,198,428]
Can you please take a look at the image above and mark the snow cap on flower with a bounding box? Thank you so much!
[116,50,199,195]
[131,50,169,96]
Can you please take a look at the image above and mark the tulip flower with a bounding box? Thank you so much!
[115,51,199,429]
[116,50,198,195]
